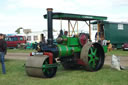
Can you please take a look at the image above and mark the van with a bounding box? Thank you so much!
[5,36,26,48]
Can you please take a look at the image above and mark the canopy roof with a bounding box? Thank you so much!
[44,12,107,21]
[91,21,128,24]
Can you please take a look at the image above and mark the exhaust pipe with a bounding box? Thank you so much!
[47,8,53,47]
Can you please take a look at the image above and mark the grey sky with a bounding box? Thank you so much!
[0,0,128,33]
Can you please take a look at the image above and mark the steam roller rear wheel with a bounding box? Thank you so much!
[80,42,105,71]
[25,55,57,78]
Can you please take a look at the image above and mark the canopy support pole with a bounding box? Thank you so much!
[68,20,70,36]
[97,21,100,41]
[77,21,78,35]
[89,20,91,41]
[60,19,62,30]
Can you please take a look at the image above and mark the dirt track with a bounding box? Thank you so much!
[5,53,28,60]
[5,53,128,66]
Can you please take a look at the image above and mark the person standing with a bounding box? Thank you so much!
[0,33,7,74]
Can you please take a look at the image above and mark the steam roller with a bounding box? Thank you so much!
[25,8,107,78]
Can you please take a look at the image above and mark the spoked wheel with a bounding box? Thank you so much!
[42,58,57,78]
[25,55,57,78]
[80,42,105,71]
[88,47,100,69]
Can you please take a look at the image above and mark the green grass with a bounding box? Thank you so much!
[7,49,35,53]
[106,49,128,56]
[0,59,128,85]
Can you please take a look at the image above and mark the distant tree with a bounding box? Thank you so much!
[15,27,23,34]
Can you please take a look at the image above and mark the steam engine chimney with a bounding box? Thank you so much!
[47,8,53,47]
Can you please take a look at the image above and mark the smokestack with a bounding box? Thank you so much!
[47,8,53,47]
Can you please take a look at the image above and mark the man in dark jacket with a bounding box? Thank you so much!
[0,33,7,74]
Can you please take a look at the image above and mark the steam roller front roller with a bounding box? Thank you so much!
[80,42,105,71]
[25,55,57,78]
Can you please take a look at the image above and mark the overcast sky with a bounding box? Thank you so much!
[0,0,128,34]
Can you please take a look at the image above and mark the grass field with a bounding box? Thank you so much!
[106,49,128,56]
[0,59,128,85]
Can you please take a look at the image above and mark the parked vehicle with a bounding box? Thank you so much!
[122,43,128,50]
[5,35,26,48]
[92,21,128,48]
